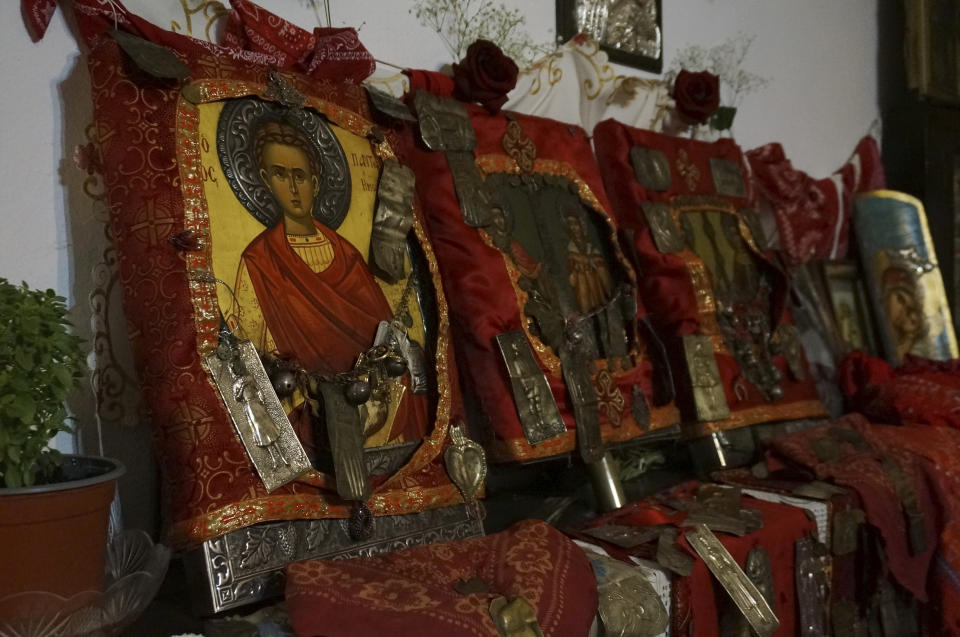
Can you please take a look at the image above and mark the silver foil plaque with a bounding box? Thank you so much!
[685,524,780,637]
[205,339,312,492]
[496,331,566,445]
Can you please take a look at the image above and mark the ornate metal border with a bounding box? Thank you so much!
[185,504,484,614]
[556,0,663,73]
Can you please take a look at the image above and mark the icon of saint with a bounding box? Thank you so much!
[225,120,423,442]
[565,210,613,313]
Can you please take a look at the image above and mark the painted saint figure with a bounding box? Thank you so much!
[565,210,613,314]
[225,120,422,442]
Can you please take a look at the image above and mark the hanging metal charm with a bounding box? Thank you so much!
[370,159,416,283]
[444,422,487,505]
[795,537,829,637]
[560,318,606,463]
[375,321,429,395]
[685,524,780,637]
[772,323,807,381]
[109,29,190,80]
[642,202,685,254]
[709,158,747,199]
[682,334,731,422]
[630,146,672,192]
[264,70,307,110]
[589,550,669,637]
[204,338,312,492]
[496,331,566,444]
[413,90,494,227]
[316,380,371,502]
[366,85,417,122]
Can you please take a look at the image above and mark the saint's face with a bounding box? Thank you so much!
[259,142,318,221]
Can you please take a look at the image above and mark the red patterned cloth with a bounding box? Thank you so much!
[223,0,375,83]
[746,135,885,267]
[580,483,814,637]
[868,424,960,633]
[285,520,597,637]
[766,414,939,600]
[839,351,960,428]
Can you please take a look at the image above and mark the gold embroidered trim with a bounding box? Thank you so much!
[166,482,466,550]
[681,400,829,439]
[486,404,681,462]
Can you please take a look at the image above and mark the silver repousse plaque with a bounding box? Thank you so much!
[204,339,312,492]
[496,331,566,445]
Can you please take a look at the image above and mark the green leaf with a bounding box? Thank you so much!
[709,106,737,132]
[4,465,21,488]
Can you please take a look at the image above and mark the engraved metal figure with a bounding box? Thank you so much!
[233,375,288,469]
[204,338,312,492]
[583,524,660,549]
[685,524,780,637]
[682,334,731,421]
[496,331,566,444]
[630,146,672,192]
[375,320,429,395]
[370,159,416,283]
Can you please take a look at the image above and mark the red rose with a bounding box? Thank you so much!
[672,70,721,124]
[452,39,519,115]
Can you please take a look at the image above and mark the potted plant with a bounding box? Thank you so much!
[0,278,124,603]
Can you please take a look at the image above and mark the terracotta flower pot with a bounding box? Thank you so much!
[0,456,125,603]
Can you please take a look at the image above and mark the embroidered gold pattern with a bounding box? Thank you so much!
[675,148,700,192]
[501,119,537,173]
[594,368,626,426]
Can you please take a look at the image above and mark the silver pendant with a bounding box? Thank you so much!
[444,422,487,504]
[375,321,429,395]
[370,159,416,283]
[204,339,312,492]
[496,331,566,444]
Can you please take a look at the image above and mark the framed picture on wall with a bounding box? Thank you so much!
[556,0,663,73]
[818,260,879,357]
[905,0,960,103]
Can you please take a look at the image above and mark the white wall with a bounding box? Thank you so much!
[0,0,878,530]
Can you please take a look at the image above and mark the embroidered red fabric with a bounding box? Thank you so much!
[592,120,826,432]
[285,520,598,637]
[746,136,885,267]
[766,414,939,600]
[839,350,960,428]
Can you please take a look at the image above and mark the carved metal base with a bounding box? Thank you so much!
[184,504,484,614]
